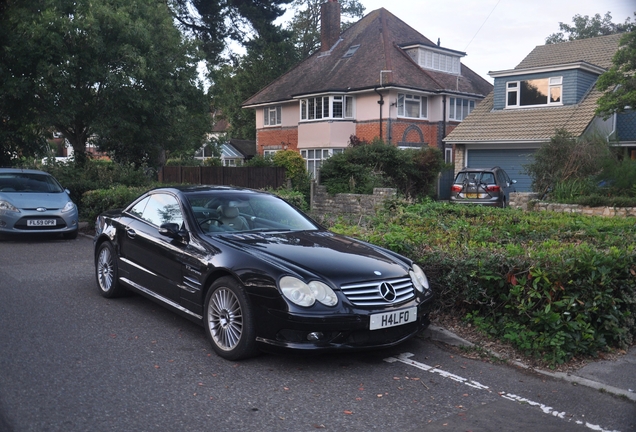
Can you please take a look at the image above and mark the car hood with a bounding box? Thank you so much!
[0,192,71,209]
[216,230,410,284]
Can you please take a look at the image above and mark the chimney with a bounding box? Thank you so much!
[321,0,341,52]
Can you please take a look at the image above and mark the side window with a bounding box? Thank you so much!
[139,194,183,227]
[129,197,150,219]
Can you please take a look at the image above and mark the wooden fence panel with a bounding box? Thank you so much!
[158,166,286,190]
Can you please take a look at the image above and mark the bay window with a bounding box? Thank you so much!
[300,95,353,121]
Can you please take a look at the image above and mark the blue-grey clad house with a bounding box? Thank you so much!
[444,33,636,192]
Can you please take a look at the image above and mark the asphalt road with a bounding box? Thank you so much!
[0,234,634,432]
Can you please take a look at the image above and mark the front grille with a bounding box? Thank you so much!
[340,277,415,307]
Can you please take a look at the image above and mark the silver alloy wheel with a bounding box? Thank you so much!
[97,246,114,292]
[208,288,243,351]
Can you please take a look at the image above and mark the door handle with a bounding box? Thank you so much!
[126,228,136,239]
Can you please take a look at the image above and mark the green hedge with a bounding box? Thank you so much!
[330,201,636,365]
[81,186,152,223]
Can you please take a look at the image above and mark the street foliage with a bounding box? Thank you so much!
[319,137,444,198]
[328,201,636,366]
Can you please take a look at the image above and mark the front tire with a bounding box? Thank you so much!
[204,277,259,360]
[95,242,126,298]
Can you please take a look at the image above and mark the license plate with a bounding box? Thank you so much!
[27,219,56,227]
[466,193,478,198]
[370,307,417,330]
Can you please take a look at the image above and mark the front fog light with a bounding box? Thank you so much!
[307,332,324,341]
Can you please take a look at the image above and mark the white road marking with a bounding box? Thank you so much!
[384,352,620,432]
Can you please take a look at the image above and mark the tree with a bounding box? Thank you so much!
[209,27,300,140]
[286,0,365,59]
[1,0,211,167]
[171,0,293,63]
[545,12,633,44]
[596,30,636,118]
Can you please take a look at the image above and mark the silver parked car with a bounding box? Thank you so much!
[0,168,79,239]
[450,167,517,208]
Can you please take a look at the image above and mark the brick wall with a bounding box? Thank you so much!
[256,127,299,153]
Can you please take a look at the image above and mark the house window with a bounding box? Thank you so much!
[444,147,453,164]
[419,49,461,74]
[449,98,475,121]
[506,77,562,108]
[300,148,344,179]
[263,149,279,157]
[264,106,282,126]
[300,96,353,121]
[397,94,427,119]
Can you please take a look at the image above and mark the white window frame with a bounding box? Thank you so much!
[505,77,563,108]
[300,148,345,178]
[300,95,354,122]
[263,105,282,126]
[448,97,475,121]
[397,93,428,119]
[263,149,279,157]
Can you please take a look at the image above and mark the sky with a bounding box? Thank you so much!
[335,0,636,83]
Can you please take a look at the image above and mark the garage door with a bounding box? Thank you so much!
[466,149,536,192]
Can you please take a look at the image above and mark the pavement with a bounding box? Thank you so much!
[424,325,636,402]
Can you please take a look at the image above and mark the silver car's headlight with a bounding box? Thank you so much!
[280,276,338,307]
[61,201,76,213]
[410,264,430,293]
[0,200,19,213]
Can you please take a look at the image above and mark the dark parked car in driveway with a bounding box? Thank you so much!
[0,168,79,238]
[94,186,434,360]
[450,166,517,208]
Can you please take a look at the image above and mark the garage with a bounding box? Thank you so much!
[466,148,536,192]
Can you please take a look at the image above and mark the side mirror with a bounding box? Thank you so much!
[159,223,189,243]
[511,179,517,184]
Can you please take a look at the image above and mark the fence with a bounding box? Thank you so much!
[158,166,286,189]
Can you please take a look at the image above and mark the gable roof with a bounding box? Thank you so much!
[445,34,623,144]
[243,8,492,107]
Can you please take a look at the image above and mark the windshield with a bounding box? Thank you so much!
[454,172,496,185]
[0,173,64,193]
[185,191,319,234]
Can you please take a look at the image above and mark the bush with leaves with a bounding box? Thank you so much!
[524,129,613,198]
[329,201,636,365]
[319,138,443,198]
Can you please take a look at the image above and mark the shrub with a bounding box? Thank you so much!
[81,185,152,223]
[328,201,636,365]
[319,138,443,198]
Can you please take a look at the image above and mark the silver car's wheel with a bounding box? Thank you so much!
[95,242,125,298]
[204,277,258,360]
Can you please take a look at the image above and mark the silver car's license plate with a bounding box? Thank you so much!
[27,219,56,226]
[370,307,417,330]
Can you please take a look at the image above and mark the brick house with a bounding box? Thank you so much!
[242,1,492,178]
[444,33,636,192]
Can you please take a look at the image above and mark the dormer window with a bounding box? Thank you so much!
[506,77,562,108]
[404,46,463,75]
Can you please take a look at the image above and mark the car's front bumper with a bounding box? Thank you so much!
[0,209,79,234]
[253,296,434,353]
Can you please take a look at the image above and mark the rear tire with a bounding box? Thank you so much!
[204,277,259,360]
[95,242,126,298]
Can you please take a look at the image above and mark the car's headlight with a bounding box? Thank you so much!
[61,201,76,213]
[410,264,430,293]
[0,200,19,213]
[280,276,338,307]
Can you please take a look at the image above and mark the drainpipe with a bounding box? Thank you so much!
[375,70,392,142]
[374,87,384,140]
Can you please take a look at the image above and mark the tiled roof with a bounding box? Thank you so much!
[445,89,604,142]
[514,33,622,70]
[446,34,623,143]
[243,8,492,107]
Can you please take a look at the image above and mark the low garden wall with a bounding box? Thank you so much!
[310,185,396,219]
[510,192,636,217]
